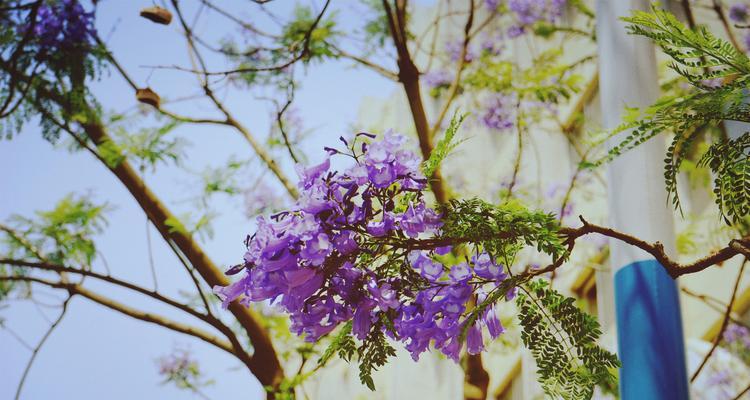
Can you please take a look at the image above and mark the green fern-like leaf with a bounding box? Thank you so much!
[698,133,750,224]
[517,280,619,400]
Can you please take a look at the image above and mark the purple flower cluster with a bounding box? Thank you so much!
[724,324,750,347]
[479,94,516,131]
[480,32,505,56]
[396,252,508,360]
[729,3,749,23]
[423,70,454,89]
[216,131,510,361]
[485,0,501,10]
[507,0,567,37]
[157,348,202,385]
[30,0,96,52]
[446,39,477,63]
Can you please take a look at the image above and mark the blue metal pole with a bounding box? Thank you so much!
[596,1,690,398]
[614,260,689,399]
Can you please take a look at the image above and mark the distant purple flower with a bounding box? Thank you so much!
[724,323,750,344]
[158,350,194,377]
[480,32,505,56]
[730,3,749,23]
[423,70,454,89]
[446,39,476,63]
[480,94,516,131]
[485,0,501,10]
[700,78,723,89]
[507,25,526,38]
[507,0,567,37]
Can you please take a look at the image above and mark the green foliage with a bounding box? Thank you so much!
[465,49,583,104]
[441,198,566,263]
[315,319,396,391]
[165,212,216,241]
[198,157,247,197]
[698,133,750,224]
[318,321,356,367]
[596,7,750,225]
[281,5,338,63]
[422,111,466,177]
[356,322,397,391]
[359,0,392,52]
[3,194,109,266]
[517,280,619,400]
[624,8,750,89]
[99,121,186,170]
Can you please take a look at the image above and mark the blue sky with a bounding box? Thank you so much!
[0,1,401,398]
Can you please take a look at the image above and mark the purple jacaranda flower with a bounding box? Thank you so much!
[423,70,454,88]
[213,274,250,308]
[435,245,452,255]
[299,232,332,266]
[450,263,472,283]
[485,0,501,10]
[483,306,505,339]
[472,253,508,281]
[730,3,749,22]
[29,0,96,52]
[368,280,401,310]
[333,230,359,255]
[399,201,443,238]
[700,78,723,89]
[366,212,396,236]
[509,0,566,25]
[480,32,505,56]
[466,324,485,354]
[480,94,516,131]
[219,130,510,366]
[409,251,444,281]
[295,158,330,189]
[507,25,526,38]
[353,300,376,339]
[445,39,477,63]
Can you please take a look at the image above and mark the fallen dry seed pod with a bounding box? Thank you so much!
[136,88,161,108]
[139,6,172,25]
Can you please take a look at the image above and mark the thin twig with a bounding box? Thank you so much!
[15,296,71,400]
[691,258,747,381]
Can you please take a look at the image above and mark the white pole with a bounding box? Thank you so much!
[596,1,689,398]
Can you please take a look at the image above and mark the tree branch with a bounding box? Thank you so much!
[536,216,750,278]
[691,258,747,381]
[382,0,449,205]
[14,295,70,400]
[0,275,236,354]
[429,0,474,138]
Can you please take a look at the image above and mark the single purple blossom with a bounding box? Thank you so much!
[730,3,749,22]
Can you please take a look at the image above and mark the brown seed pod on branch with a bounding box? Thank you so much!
[139,7,172,25]
[136,88,160,108]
